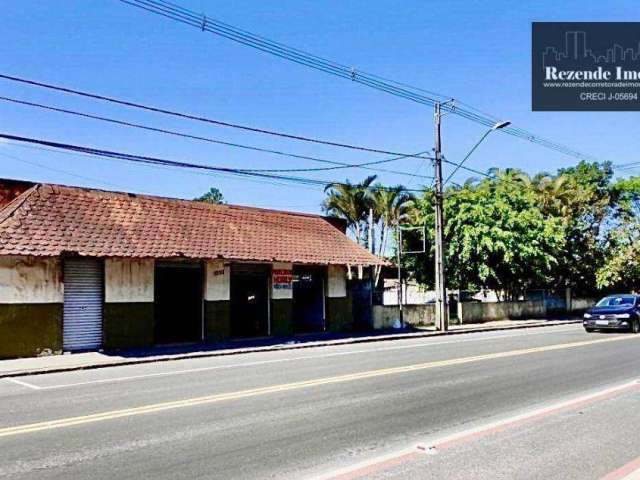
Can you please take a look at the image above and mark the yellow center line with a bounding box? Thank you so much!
[1,334,637,438]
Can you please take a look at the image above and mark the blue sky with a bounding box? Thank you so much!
[1,0,638,213]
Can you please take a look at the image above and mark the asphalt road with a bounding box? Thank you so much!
[1,324,639,479]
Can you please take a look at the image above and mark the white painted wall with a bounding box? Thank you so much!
[327,265,347,298]
[205,260,230,301]
[104,258,154,303]
[0,256,63,304]
[272,262,293,300]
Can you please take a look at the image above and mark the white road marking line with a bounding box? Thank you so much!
[4,378,42,390]
[316,378,640,480]
[28,326,580,390]
[0,334,635,438]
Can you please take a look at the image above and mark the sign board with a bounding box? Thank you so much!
[272,269,293,290]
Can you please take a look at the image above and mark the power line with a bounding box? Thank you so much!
[613,161,640,172]
[0,74,489,178]
[0,150,126,189]
[0,95,432,179]
[0,73,432,160]
[1,140,337,192]
[0,132,431,193]
[119,0,611,166]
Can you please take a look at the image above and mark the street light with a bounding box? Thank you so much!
[432,114,510,332]
[444,120,511,185]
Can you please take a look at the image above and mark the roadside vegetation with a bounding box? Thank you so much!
[322,163,640,297]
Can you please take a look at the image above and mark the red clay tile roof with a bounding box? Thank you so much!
[0,182,385,266]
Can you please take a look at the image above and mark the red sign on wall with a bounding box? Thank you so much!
[272,269,293,290]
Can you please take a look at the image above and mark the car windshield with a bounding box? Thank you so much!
[596,295,636,307]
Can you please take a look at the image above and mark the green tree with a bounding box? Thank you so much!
[370,185,415,286]
[596,176,640,291]
[547,162,616,294]
[194,187,225,204]
[405,170,565,300]
[322,176,377,244]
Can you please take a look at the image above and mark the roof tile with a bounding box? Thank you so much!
[0,183,384,266]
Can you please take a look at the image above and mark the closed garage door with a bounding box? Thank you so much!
[63,258,103,351]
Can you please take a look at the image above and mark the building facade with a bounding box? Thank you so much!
[0,179,383,358]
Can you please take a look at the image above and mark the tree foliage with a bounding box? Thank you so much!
[322,176,415,286]
[194,187,225,204]
[596,176,640,291]
[403,164,638,297]
[322,176,377,244]
[405,169,565,299]
[322,165,639,296]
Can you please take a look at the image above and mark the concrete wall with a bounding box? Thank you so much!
[569,297,597,312]
[326,296,352,332]
[326,266,350,332]
[327,265,347,298]
[373,304,435,329]
[272,262,293,300]
[103,303,154,350]
[382,280,434,305]
[205,300,230,342]
[0,256,63,303]
[459,300,547,324]
[372,297,594,331]
[0,256,63,358]
[103,258,154,350]
[204,260,231,341]
[205,260,230,302]
[271,263,294,335]
[271,299,293,336]
[105,258,154,303]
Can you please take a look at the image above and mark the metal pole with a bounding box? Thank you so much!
[368,208,374,253]
[396,226,404,328]
[433,102,449,331]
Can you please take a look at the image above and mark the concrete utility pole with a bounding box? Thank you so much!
[396,226,404,328]
[433,102,448,331]
[368,208,374,253]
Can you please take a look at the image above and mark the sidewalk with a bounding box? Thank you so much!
[0,318,581,378]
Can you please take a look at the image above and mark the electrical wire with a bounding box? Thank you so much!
[0,95,432,179]
[120,0,610,166]
[0,73,489,177]
[0,74,432,160]
[0,132,431,193]
[0,150,126,189]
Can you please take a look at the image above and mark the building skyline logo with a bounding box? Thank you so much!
[542,31,640,67]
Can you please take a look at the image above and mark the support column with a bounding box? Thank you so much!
[204,260,231,342]
[326,265,352,332]
[271,262,293,336]
[0,256,63,358]
[104,258,154,350]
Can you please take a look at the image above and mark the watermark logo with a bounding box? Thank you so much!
[532,23,640,111]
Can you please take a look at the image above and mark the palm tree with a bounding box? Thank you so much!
[322,175,377,244]
[531,173,572,219]
[371,184,415,286]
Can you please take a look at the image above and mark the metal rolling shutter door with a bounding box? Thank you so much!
[63,258,103,351]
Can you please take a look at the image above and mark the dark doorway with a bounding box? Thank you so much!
[231,264,269,338]
[293,266,325,333]
[351,273,373,331]
[154,262,203,344]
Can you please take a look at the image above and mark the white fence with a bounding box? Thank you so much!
[372,296,598,329]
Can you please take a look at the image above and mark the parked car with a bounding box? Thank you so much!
[583,294,640,333]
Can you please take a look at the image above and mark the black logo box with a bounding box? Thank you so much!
[532,22,640,111]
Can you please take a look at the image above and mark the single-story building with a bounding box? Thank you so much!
[0,178,384,358]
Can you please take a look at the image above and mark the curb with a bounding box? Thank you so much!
[0,320,582,379]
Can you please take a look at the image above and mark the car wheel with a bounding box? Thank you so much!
[585,327,594,333]
[631,319,640,334]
